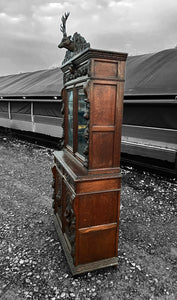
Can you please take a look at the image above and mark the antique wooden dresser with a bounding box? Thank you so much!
[52,13,127,274]
[52,46,127,275]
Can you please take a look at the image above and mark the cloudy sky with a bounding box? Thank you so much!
[0,0,177,76]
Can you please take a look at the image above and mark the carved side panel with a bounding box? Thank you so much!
[51,166,57,213]
[52,166,62,216]
[63,170,76,191]
[60,88,65,149]
[56,172,62,218]
[64,187,76,260]
[83,80,90,168]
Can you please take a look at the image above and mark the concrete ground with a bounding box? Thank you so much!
[0,133,177,300]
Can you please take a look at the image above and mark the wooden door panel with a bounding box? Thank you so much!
[78,191,119,228]
[78,224,117,264]
[92,83,116,126]
[92,132,114,168]
[93,60,118,78]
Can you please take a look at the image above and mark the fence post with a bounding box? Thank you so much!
[175,152,177,175]
[31,101,35,132]
[8,101,11,120]
[31,101,34,123]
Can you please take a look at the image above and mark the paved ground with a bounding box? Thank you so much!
[0,133,177,300]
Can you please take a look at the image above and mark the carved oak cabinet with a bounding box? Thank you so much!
[52,48,127,275]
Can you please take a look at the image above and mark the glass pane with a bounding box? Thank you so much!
[67,91,73,148]
[77,89,87,157]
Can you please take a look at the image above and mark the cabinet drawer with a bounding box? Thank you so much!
[78,191,120,228]
[78,224,117,264]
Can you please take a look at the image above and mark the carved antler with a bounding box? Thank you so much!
[58,12,74,52]
[60,12,70,37]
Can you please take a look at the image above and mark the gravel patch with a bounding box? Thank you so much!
[0,133,177,299]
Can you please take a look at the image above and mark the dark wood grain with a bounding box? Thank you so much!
[78,191,119,228]
[52,48,127,274]
[78,224,117,264]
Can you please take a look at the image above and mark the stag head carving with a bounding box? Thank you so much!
[58,12,74,52]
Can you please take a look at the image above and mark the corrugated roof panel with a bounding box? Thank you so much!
[0,68,63,96]
[0,48,177,97]
[125,48,177,95]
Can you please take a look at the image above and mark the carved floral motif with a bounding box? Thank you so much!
[52,166,62,215]
[51,166,57,213]
[64,192,76,259]
[83,80,90,168]
[56,160,63,174]
[63,60,90,84]
[64,171,76,191]
[60,89,65,149]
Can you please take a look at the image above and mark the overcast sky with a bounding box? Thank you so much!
[0,0,177,76]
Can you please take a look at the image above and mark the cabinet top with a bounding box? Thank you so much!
[61,48,128,71]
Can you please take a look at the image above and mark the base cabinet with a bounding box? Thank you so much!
[52,151,121,275]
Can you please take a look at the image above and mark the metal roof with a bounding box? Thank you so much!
[125,48,177,95]
[0,48,177,97]
[0,68,63,97]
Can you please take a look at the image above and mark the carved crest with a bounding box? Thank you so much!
[58,12,90,64]
[58,12,74,52]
